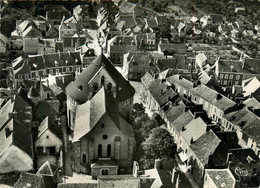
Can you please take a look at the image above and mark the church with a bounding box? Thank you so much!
[65,54,135,131]
[65,54,135,177]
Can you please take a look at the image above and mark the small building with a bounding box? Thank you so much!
[35,116,63,168]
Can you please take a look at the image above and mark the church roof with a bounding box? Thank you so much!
[66,54,135,102]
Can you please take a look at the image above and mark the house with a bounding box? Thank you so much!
[45,4,71,25]
[242,77,260,97]
[22,25,42,54]
[65,54,135,130]
[177,117,207,164]
[38,38,57,54]
[117,1,144,17]
[188,130,221,186]
[46,24,59,39]
[136,33,156,51]
[148,52,178,71]
[122,52,157,81]
[222,108,260,157]
[11,51,82,88]
[37,161,60,186]
[204,169,236,188]
[73,5,89,29]
[158,43,187,54]
[107,35,137,64]
[0,93,33,174]
[35,116,63,168]
[72,88,135,177]
[0,33,9,54]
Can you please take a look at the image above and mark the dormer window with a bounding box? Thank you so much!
[78,85,83,91]
[55,60,59,67]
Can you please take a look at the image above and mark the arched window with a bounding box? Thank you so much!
[107,83,112,92]
[107,144,111,157]
[82,154,87,163]
[101,76,105,86]
[98,144,102,158]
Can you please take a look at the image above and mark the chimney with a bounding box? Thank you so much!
[230,65,234,72]
[154,159,161,170]
[58,51,61,59]
[133,161,139,177]
[171,168,176,183]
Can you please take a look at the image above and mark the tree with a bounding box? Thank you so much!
[142,127,177,159]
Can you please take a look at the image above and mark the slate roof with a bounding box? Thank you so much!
[165,101,186,123]
[66,54,135,103]
[190,84,236,112]
[244,58,260,74]
[37,161,58,177]
[141,72,154,88]
[13,52,81,76]
[73,88,134,141]
[0,118,33,158]
[13,172,46,188]
[38,116,63,140]
[229,148,260,164]
[190,130,221,166]
[118,1,137,13]
[171,110,194,134]
[243,97,260,109]
[166,75,194,91]
[206,169,235,188]
[98,175,140,188]
[0,33,8,44]
[218,60,254,74]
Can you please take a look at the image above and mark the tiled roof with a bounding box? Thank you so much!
[243,97,260,109]
[190,130,221,166]
[206,169,235,188]
[244,58,260,74]
[156,88,178,106]
[66,54,135,103]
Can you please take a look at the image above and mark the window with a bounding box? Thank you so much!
[224,74,228,79]
[236,75,240,80]
[101,76,105,86]
[82,154,87,163]
[219,74,224,79]
[37,147,44,155]
[101,123,104,128]
[98,144,102,158]
[102,135,108,140]
[66,68,70,72]
[223,80,227,85]
[235,81,239,85]
[107,83,112,92]
[101,169,109,175]
[107,144,111,157]
[229,75,233,79]
[49,147,56,155]
[56,69,59,73]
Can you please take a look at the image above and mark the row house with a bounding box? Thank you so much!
[122,52,158,81]
[222,108,260,157]
[166,75,236,123]
[11,52,83,88]
[215,59,260,87]
[107,35,138,64]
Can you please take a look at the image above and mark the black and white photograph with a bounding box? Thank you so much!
[0,0,260,187]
